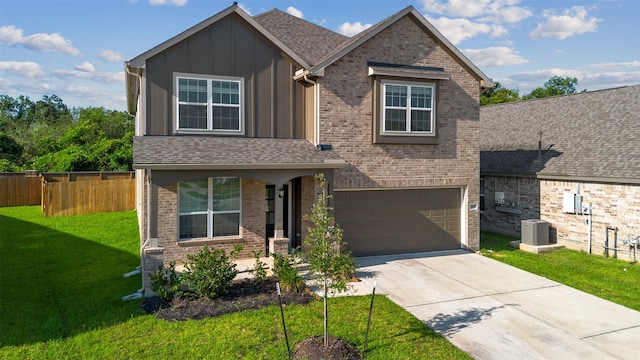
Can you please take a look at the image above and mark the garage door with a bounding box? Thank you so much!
[334,188,461,256]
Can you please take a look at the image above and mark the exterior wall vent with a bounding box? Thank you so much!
[521,219,549,246]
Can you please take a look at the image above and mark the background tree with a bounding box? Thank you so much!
[303,173,356,347]
[0,94,133,172]
[522,76,578,99]
[480,81,520,106]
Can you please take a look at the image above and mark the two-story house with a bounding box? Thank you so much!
[125,4,492,292]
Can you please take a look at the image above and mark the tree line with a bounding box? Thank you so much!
[481,75,581,106]
[0,94,133,172]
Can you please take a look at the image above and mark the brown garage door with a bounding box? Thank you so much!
[334,188,461,256]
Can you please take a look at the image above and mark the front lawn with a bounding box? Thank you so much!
[0,206,469,359]
[480,231,640,311]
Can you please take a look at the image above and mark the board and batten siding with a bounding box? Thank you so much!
[144,13,307,139]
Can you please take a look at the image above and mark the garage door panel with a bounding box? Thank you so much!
[334,188,461,256]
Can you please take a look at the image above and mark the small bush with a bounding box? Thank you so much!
[149,261,179,301]
[179,245,242,299]
[272,252,305,293]
[249,250,267,283]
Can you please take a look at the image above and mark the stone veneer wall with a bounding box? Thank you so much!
[317,16,481,249]
[541,180,640,260]
[481,176,541,236]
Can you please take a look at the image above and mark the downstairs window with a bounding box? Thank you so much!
[178,177,241,240]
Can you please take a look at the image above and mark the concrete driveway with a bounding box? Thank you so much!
[348,250,640,360]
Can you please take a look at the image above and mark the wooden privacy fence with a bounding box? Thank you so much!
[1,171,136,217]
[0,171,42,207]
[41,172,136,217]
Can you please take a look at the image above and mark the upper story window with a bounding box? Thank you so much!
[176,74,244,133]
[382,80,434,135]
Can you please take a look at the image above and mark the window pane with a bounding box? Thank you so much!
[411,110,431,132]
[179,180,208,212]
[213,213,240,237]
[213,177,240,211]
[411,86,432,109]
[179,214,207,239]
[179,104,207,129]
[212,106,240,130]
[385,109,406,131]
[213,81,240,105]
[178,78,207,103]
[385,85,407,107]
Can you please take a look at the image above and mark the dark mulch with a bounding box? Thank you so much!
[142,277,317,321]
[292,335,362,360]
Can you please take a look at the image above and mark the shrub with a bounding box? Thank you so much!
[272,252,305,293]
[149,261,180,301]
[179,245,242,299]
[249,250,267,283]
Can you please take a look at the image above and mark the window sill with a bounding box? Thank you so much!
[373,133,439,145]
[178,236,244,246]
[175,129,244,136]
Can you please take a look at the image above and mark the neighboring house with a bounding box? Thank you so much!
[125,4,491,292]
[480,85,640,260]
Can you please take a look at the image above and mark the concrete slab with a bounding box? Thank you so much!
[349,250,640,360]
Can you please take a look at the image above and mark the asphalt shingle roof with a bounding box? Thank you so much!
[480,85,640,182]
[133,136,344,168]
[253,9,347,66]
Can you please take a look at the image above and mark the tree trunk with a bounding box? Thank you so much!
[323,278,328,347]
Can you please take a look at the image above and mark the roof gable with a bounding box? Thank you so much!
[253,9,347,66]
[306,6,492,87]
[480,85,640,182]
[127,4,309,69]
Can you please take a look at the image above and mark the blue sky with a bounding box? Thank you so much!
[1,0,639,110]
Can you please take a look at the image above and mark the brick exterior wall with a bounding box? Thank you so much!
[480,176,640,261]
[141,178,266,292]
[481,176,541,236]
[541,180,640,260]
[318,16,481,249]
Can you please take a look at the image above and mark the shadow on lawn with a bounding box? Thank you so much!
[0,213,142,347]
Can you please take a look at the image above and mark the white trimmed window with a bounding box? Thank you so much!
[382,80,435,134]
[178,177,241,240]
[176,75,243,132]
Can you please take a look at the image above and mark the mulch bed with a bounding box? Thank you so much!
[142,277,316,321]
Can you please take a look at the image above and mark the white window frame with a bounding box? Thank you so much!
[178,177,242,241]
[381,79,435,136]
[175,73,244,134]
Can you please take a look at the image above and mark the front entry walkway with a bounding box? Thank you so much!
[349,250,640,360]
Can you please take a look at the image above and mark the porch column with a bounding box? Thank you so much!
[269,182,289,255]
[273,183,285,239]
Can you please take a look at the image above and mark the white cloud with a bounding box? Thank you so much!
[0,78,51,95]
[148,0,187,6]
[287,6,303,19]
[0,61,46,78]
[530,6,600,40]
[337,22,372,37]
[421,0,532,23]
[463,47,528,67]
[52,68,124,83]
[587,61,640,69]
[427,16,501,44]
[75,61,95,73]
[0,25,81,55]
[237,3,251,15]
[98,49,124,62]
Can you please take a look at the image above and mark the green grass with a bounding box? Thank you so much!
[480,231,640,311]
[0,206,470,359]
